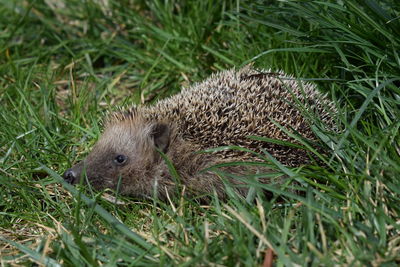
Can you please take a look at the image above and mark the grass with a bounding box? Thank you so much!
[0,0,399,265]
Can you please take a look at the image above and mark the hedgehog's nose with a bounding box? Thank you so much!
[63,168,76,184]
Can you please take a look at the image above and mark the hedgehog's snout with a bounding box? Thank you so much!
[63,161,84,184]
[63,168,77,184]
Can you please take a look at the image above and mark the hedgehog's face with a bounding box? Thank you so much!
[63,120,170,196]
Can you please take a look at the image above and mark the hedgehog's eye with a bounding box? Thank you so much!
[114,154,127,165]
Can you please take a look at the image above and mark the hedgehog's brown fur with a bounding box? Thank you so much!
[63,66,336,200]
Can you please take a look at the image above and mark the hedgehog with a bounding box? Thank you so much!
[63,66,336,200]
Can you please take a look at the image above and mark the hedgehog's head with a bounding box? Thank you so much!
[63,113,171,196]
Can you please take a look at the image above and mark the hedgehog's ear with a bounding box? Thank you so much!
[150,123,170,153]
